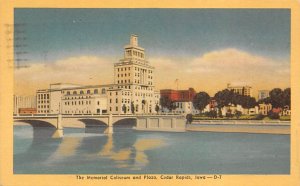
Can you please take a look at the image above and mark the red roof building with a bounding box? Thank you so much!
[160,88,196,102]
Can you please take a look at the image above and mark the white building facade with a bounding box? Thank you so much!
[13,95,36,114]
[258,90,270,100]
[108,34,160,114]
[35,35,160,115]
[227,83,253,97]
[172,101,199,115]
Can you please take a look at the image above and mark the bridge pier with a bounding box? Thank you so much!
[52,114,63,138]
[104,114,113,134]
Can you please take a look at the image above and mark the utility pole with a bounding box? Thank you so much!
[175,79,179,90]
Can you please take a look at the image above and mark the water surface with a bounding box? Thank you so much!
[14,125,290,174]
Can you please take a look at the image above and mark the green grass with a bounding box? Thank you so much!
[192,114,285,120]
[280,115,291,121]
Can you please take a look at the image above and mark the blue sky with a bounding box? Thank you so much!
[14,9,290,96]
[15,8,290,62]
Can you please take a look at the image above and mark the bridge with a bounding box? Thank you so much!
[14,114,187,137]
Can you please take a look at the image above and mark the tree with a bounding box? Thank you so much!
[206,110,217,118]
[160,96,177,112]
[269,88,284,108]
[283,88,291,108]
[226,109,234,118]
[142,100,146,113]
[155,104,160,114]
[193,92,210,113]
[186,114,193,124]
[122,104,127,114]
[268,110,280,119]
[214,89,257,110]
[131,102,135,114]
[214,89,235,109]
[240,96,257,109]
[235,110,242,119]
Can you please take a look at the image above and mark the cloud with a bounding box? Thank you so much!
[187,48,288,73]
[14,56,114,95]
[149,48,290,96]
[14,49,290,97]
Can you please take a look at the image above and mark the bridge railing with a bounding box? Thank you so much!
[14,112,184,117]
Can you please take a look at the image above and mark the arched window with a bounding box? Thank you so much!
[73,91,77,95]
[87,90,91,94]
[94,89,98,94]
[66,91,70,95]
[101,88,106,94]
[80,90,84,94]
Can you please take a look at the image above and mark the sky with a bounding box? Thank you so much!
[14,9,290,97]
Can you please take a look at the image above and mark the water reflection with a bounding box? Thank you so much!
[35,126,167,170]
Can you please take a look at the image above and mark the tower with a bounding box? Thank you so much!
[109,34,158,114]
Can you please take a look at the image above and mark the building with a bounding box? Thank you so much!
[36,83,110,115]
[107,34,160,114]
[19,108,37,114]
[35,34,160,115]
[281,105,291,116]
[259,103,272,115]
[172,102,199,115]
[160,88,198,115]
[258,90,270,100]
[160,88,196,102]
[227,83,252,97]
[36,89,50,114]
[203,99,218,112]
[13,95,36,114]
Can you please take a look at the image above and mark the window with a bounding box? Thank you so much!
[116,107,118,111]
[97,101,100,105]
[80,90,84,94]
[94,89,98,94]
[67,91,70,95]
[87,90,91,94]
[73,91,77,95]
[101,88,106,94]
[116,98,118,103]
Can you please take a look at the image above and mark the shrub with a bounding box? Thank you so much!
[186,114,193,124]
[268,111,280,119]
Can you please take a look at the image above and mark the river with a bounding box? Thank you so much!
[14,125,290,174]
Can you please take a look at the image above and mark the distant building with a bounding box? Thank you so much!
[258,90,270,100]
[13,95,36,114]
[227,83,252,97]
[172,102,199,115]
[281,106,291,116]
[203,99,217,112]
[259,103,272,115]
[19,108,37,114]
[160,88,197,114]
[160,88,196,102]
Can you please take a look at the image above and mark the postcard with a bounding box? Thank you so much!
[0,0,300,186]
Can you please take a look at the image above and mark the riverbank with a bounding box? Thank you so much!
[187,122,290,134]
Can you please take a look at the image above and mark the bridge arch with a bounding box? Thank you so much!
[112,118,137,127]
[15,119,57,128]
[78,119,108,127]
